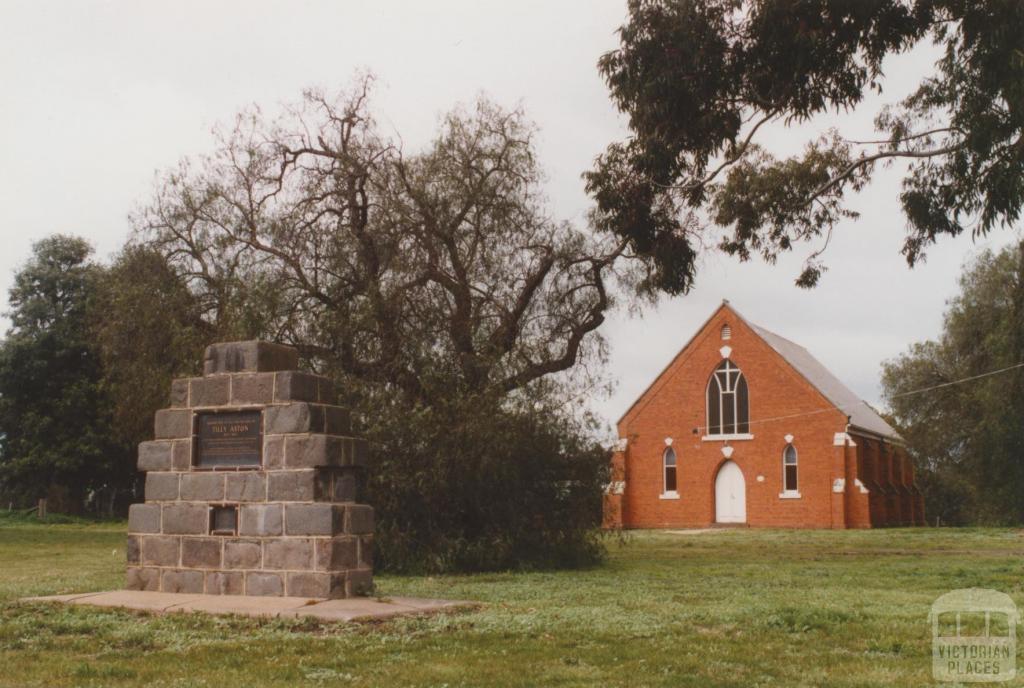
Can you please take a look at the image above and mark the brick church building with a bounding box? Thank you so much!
[604,302,924,529]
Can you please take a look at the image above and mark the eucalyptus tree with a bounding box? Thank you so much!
[589,0,1024,291]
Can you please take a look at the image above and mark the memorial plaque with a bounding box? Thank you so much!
[195,410,262,468]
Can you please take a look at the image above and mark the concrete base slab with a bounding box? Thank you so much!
[171,594,313,618]
[23,590,476,623]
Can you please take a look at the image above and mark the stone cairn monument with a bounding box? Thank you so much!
[126,341,373,598]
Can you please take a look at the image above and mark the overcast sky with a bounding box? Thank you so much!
[1,1,1019,434]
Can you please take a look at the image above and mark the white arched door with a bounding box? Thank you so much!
[715,460,746,524]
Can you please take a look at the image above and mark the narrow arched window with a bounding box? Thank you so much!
[706,359,749,435]
[663,447,677,494]
[783,444,798,492]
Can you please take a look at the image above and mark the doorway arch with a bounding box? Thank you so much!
[715,460,746,524]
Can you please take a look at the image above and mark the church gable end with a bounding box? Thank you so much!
[606,302,922,530]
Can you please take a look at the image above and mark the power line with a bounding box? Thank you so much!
[888,361,1024,399]
[691,360,1024,433]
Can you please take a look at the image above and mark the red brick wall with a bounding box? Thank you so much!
[860,437,891,526]
[616,305,852,529]
[843,435,872,528]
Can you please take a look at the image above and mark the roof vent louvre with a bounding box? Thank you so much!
[721,324,732,340]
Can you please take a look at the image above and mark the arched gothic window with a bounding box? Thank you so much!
[783,444,798,492]
[706,360,749,435]
[663,447,677,494]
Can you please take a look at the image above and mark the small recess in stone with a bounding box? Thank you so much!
[210,505,238,535]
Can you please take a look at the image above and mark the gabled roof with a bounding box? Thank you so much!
[618,301,901,440]
[737,315,900,441]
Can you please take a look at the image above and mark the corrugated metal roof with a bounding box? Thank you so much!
[744,319,901,440]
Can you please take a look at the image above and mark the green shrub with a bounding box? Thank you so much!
[365,395,609,573]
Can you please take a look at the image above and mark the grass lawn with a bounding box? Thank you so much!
[1,515,1022,687]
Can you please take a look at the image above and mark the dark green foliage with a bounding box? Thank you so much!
[882,242,1024,524]
[91,246,212,454]
[0,241,228,514]
[366,394,608,573]
[590,0,1024,292]
[0,236,125,508]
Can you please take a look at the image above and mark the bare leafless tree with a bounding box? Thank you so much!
[136,78,628,404]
